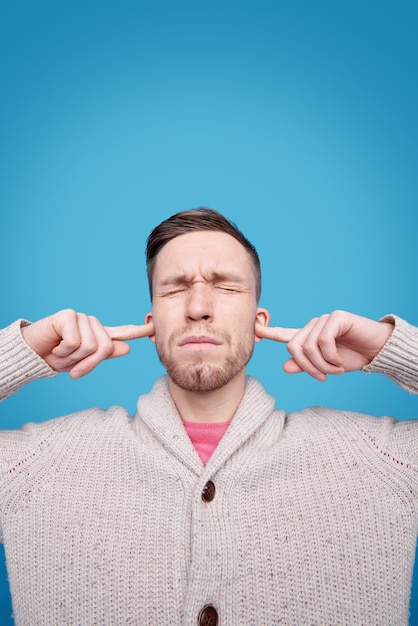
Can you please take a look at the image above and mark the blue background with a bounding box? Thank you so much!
[0,0,417,622]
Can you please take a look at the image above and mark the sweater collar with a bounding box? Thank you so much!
[135,376,278,476]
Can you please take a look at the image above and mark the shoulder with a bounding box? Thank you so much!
[285,406,418,471]
[0,405,133,471]
[22,404,133,442]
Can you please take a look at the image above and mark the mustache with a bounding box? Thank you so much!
[168,326,231,345]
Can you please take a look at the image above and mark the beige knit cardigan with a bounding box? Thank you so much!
[0,316,417,625]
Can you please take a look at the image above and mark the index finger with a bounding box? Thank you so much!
[105,321,155,341]
[255,323,299,343]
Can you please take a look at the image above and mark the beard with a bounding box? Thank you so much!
[155,326,255,392]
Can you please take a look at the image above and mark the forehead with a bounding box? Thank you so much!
[153,231,254,281]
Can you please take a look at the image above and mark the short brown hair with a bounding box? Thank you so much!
[146,207,261,300]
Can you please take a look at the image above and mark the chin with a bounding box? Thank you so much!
[168,360,246,393]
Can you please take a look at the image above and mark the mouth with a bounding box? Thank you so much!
[178,335,222,349]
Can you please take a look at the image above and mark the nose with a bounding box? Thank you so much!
[185,283,213,322]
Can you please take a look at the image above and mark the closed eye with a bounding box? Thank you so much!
[216,285,247,294]
[163,288,187,296]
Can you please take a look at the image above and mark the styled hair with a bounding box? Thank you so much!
[146,207,261,300]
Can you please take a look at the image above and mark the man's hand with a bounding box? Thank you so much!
[255,310,394,381]
[21,309,155,379]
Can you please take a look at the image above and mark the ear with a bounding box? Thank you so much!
[144,312,156,343]
[254,307,270,343]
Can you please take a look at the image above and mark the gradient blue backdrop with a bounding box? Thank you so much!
[1,0,417,623]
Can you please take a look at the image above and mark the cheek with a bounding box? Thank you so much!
[151,307,174,331]
[231,308,258,329]
[229,319,257,346]
[152,315,178,349]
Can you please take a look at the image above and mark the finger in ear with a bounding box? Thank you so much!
[144,312,156,343]
[254,308,270,343]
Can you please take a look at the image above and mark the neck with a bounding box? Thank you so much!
[167,370,246,424]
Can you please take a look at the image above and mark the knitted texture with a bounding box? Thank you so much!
[0,317,418,625]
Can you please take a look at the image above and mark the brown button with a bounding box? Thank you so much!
[198,604,219,625]
[201,480,216,502]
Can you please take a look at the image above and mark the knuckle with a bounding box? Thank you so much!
[66,338,81,352]
[329,309,344,319]
[286,340,296,354]
[83,339,98,354]
[101,342,115,359]
[304,341,317,356]
[60,308,77,318]
[317,329,332,345]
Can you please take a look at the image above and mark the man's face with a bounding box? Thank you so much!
[147,231,268,393]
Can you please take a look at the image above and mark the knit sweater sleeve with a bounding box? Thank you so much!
[0,320,56,402]
[362,315,418,394]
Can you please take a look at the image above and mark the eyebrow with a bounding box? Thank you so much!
[158,271,249,288]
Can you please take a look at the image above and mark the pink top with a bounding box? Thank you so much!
[183,421,230,465]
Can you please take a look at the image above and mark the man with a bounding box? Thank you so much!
[0,207,417,625]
